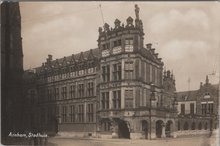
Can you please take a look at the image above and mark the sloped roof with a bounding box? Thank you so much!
[139,48,163,65]
[34,48,100,73]
[176,90,198,102]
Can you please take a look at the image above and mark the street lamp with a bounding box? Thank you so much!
[149,83,156,140]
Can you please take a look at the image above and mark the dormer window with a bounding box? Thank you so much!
[125,38,134,52]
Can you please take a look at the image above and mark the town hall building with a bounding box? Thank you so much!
[24,5,179,139]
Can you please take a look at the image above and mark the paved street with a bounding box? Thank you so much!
[47,135,218,146]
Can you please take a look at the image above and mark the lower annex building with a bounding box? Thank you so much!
[24,5,179,139]
[176,76,219,137]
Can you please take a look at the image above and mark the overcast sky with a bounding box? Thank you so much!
[20,2,220,92]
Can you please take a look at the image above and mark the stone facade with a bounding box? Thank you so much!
[24,5,177,139]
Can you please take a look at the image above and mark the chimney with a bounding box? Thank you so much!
[48,54,53,62]
[200,82,203,88]
[146,43,152,49]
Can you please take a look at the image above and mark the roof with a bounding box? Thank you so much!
[35,48,100,73]
[176,90,198,102]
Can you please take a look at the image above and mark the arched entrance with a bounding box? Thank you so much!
[156,120,164,138]
[141,120,148,139]
[118,120,130,139]
[165,120,173,137]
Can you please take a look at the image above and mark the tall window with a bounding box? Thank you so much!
[125,62,134,80]
[112,63,121,81]
[113,90,121,109]
[181,104,185,115]
[61,87,67,99]
[125,90,133,108]
[190,103,194,114]
[208,103,213,114]
[87,104,94,122]
[70,85,76,98]
[61,106,67,123]
[87,82,94,97]
[78,84,84,98]
[202,104,207,115]
[102,65,110,82]
[125,38,134,52]
[101,92,109,109]
[78,104,84,123]
[70,105,75,122]
[55,87,59,100]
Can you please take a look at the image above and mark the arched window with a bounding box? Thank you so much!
[183,122,189,130]
[178,121,181,131]
[198,122,202,130]
[204,122,208,130]
[191,122,196,130]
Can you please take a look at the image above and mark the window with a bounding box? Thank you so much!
[125,62,134,80]
[70,105,75,123]
[70,85,76,98]
[78,104,84,123]
[202,104,207,115]
[190,103,194,114]
[55,87,59,100]
[204,92,210,98]
[87,82,94,97]
[113,40,121,47]
[101,92,109,109]
[181,104,185,114]
[208,103,213,114]
[61,106,67,123]
[112,63,121,81]
[113,40,122,54]
[102,65,110,82]
[87,104,94,122]
[61,87,67,99]
[125,38,134,52]
[125,90,133,108]
[113,90,121,109]
[102,43,110,50]
[78,84,84,98]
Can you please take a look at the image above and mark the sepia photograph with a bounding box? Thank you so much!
[1,1,220,146]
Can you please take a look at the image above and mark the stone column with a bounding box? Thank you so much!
[111,120,118,138]
[150,120,156,139]
[162,123,166,138]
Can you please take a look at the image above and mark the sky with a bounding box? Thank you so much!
[20,2,220,92]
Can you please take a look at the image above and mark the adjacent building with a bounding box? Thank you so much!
[176,76,219,136]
